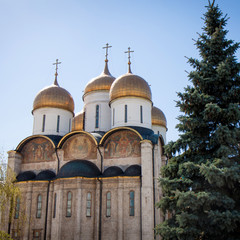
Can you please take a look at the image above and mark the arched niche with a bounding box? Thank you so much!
[101,128,142,159]
[16,135,55,164]
[59,131,97,160]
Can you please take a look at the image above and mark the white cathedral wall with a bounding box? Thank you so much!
[32,108,73,136]
[152,125,167,144]
[83,91,111,132]
[110,97,152,129]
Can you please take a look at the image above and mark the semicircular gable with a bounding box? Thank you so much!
[17,136,55,164]
[100,127,143,146]
[103,129,141,159]
[58,131,98,148]
[61,132,97,160]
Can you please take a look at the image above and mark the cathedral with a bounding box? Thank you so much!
[5,45,167,240]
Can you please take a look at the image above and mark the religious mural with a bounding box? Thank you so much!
[21,138,54,163]
[63,134,97,159]
[104,130,141,159]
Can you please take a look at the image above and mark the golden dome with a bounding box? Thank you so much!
[152,106,167,128]
[71,111,84,131]
[33,81,74,114]
[109,73,152,103]
[83,62,115,99]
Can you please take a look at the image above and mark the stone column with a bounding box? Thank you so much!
[141,140,154,240]
[7,151,22,175]
[74,179,82,240]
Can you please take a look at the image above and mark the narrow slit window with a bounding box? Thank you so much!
[113,108,115,126]
[42,115,46,132]
[57,115,60,132]
[140,106,143,123]
[95,105,99,128]
[83,110,86,131]
[66,192,72,217]
[129,191,134,216]
[15,197,20,219]
[124,105,127,123]
[106,192,111,217]
[36,194,42,218]
[86,192,92,217]
[53,193,57,218]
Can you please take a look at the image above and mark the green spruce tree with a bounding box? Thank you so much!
[156,1,240,239]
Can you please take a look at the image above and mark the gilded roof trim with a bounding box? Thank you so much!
[16,135,56,152]
[57,130,98,148]
[109,95,153,105]
[99,127,143,146]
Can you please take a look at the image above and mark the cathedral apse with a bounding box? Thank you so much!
[62,134,97,160]
[21,138,55,163]
[104,130,141,159]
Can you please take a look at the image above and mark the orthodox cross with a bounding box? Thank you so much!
[125,47,134,73]
[53,59,61,85]
[53,59,61,75]
[103,43,112,62]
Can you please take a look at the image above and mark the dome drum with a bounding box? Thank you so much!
[72,111,84,131]
[111,97,152,129]
[32,108,73,136]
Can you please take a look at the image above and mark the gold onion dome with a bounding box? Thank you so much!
[152,106,167,128]
[110,72,152,103]
[83,61,115,99]
[72,110,84,131]
[33,79,74,114]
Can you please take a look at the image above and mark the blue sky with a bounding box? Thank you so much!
[0,0,240,157]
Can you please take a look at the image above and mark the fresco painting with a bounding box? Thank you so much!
[104,130,141,159]
[21,138,54,163]
[63,134,97,159]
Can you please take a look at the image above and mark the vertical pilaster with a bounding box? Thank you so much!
[56,149,64,171]
[141,140,154,240]
[51,182,63,240]
[46,182,53,240]
[97,147,104,172]
[154,143,161,240]
[94,180,101,240]
[23,182,33,240]
[74,179,82,240]
[117,179,124,240]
